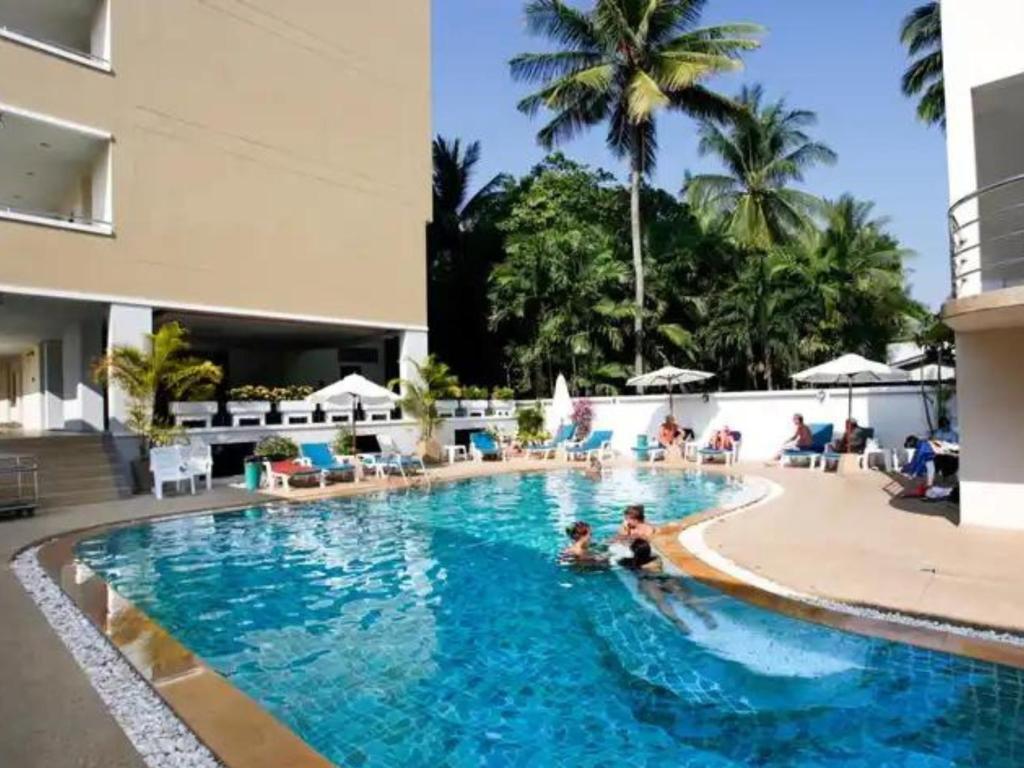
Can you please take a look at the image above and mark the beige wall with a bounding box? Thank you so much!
[956,328,1024,529]
[0,0,431,328]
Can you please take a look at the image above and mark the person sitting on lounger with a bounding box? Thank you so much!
[709,426,734,451]
[772,413,813,461]
[931,416,959,445]
[658,415,682,448]
[613,504,658,541]
[831,418,868,454]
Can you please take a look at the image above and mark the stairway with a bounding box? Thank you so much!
[0,434,133,509]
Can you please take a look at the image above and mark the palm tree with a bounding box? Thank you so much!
[91,322,222,443]
[510,0,760,376]
[684,84,836,249]
[899,2,944,130]
[389,355,460,459]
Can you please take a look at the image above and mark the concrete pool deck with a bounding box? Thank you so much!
[3,457,1024,767]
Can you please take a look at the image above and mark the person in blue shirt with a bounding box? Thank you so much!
[932,416,959,444]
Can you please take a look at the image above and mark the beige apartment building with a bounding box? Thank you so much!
[0,0,431,434]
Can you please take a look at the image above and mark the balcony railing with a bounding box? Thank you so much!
[949,172,1024,299]
[0,23,110,69]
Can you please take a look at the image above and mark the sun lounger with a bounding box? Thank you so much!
[470,431,507,462]
[697,431,742,465]
[264,459,325,491]
[300,443,357,482]
[361,435,427,478]
[526,424,575,459]
[631,434,665,464]
[565,430,614,462]
[781,423,833,467]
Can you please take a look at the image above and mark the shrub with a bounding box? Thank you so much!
[227,385,272,402]
[332,429,356,456]
[492,386,515,401]
[253,435,299,460]
[571,398,594,439]
[462,385,489,400]
[516,405,547,444]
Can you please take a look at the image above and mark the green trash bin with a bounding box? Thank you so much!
[244,458,262,491]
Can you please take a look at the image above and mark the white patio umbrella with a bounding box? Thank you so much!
[792,353,909,421]
[308,373,399,426]
[627,365,715,416]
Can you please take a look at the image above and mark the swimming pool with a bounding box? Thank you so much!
[76,470,1023,767]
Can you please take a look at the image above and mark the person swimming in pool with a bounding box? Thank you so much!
[560,521,608,567]
[613,504,657,542]
[619,539,718,633]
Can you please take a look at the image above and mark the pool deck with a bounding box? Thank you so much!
[3,457,1024,767]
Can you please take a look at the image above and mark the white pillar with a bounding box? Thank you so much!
[39,340,64,430]
[106,304,153,433]
[398,330,429,395]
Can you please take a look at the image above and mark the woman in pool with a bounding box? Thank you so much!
[619,539,717,633]
[613,504,657,541]
[560,521,608,567]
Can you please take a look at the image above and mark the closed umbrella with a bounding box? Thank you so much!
[627,366,715,416]
[792,354,909,422]
[551,374,573,430]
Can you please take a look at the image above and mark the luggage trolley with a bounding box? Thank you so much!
[0,454,39,518]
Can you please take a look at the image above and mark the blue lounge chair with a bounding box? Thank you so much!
[470,431,506,462]
[299,443,357,481]
[818,427,881,472]
[565,430,614,462]
[697,431,742,465]
[781,423,834,467]
[631,434,665,464]
[526,423,575,459]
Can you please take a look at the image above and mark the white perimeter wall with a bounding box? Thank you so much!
[541,388,952,462]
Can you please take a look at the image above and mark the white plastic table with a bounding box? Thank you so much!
[444,444,468,464]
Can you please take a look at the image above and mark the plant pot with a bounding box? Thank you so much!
[418,437,443,464]
[491,400,515,416]
[276,400,315,424]
[130,457,153,494]
[226,401,271,426]
[464,399,489,417]
[169,401,218,428]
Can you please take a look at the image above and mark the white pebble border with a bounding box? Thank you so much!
[12,547,223,768]
[679,480,1024,652]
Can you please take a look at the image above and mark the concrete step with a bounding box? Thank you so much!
[39,486,132,509]
[41,474,131,494]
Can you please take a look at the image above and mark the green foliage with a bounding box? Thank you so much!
[511,0,761,374]
[390,355,460,441]
[332,430,356,456]
[462,385,489,400]
[492,386,516,401]
[516,404,548,444]
[685,84,836,250]
[900,2,944,130]
[253,436,299,460]
[227,384,313,402]
[91,322,222,443]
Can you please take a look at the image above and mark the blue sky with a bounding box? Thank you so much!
[432,0,951,308]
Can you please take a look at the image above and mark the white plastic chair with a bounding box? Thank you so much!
[858,438,892,471]
[150,446,196,500]
[186,438,214,491]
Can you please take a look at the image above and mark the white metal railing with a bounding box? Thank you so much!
[948,172,1024,298]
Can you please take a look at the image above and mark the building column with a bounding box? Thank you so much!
[106,304,153,433]
[62,320,105,432]
[398,330,429,396]
[39,340,64,430]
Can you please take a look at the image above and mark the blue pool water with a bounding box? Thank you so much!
[76,470,1023,767]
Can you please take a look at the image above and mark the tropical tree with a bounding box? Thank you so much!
[390,354,460,449]
[428,136,514,384]
[684,84,836,249]
[91,322,223,444]
[510,0,760,376]
[899,2,944,129]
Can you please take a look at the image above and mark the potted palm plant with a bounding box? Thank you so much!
[390,354,459,463]
[92,322,223,492]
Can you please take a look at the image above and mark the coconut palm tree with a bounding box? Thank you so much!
[91,321,222,442]
[899,2,944,130]
[684,84,836,249]
[510,0,760,376]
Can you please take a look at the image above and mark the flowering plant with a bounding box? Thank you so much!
[571,398,594,439]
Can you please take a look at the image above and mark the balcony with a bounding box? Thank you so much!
[945,173,1024,331]
[0,0,110,71]
[0,105,113,236]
